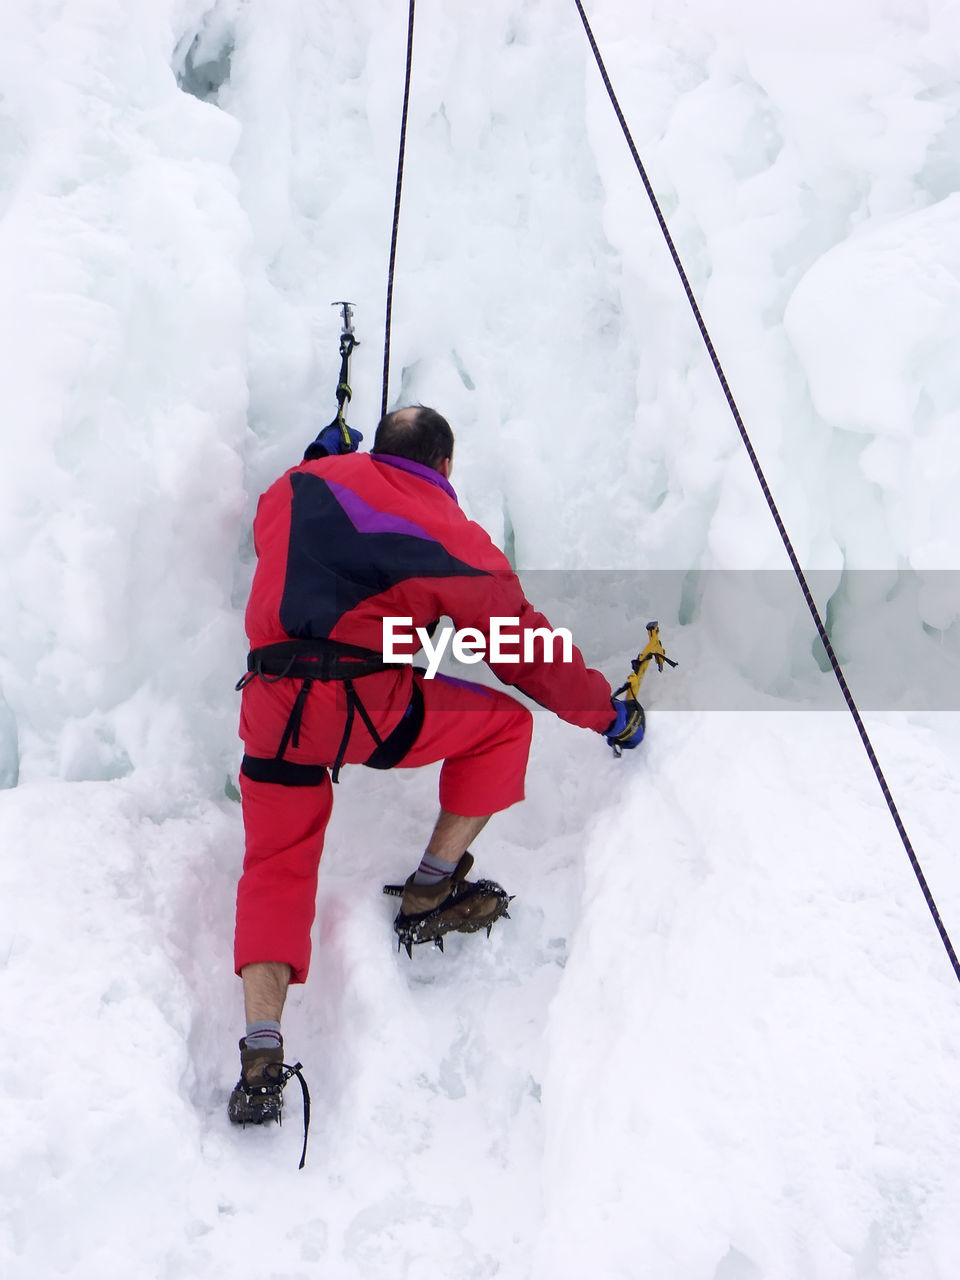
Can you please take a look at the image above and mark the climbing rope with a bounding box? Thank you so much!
[572,0,960,986]
[381,0,416,419]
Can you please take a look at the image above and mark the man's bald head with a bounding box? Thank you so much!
[372,406,454,473]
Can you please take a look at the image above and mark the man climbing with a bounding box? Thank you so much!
[228,405,644,1128]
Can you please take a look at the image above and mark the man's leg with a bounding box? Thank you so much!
[232,770,332,1092]
[425,810,491,860]
[399,673,533,820]
[395,806,513,943]
[234,770,334,986]
[242,960,293,1024]
[229,771,333,1123]
[391,673,532,886]
[403,810,491,896]
[390,676,532,943]
[235,959,292,1108]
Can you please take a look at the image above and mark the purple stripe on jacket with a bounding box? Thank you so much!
[326,480,439,541]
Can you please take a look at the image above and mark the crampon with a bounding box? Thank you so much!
[383,856,514,957]
[228,1060,312,1170]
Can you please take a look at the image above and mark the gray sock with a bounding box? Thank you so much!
[412,849,459,886]
[244,1019,282,1051]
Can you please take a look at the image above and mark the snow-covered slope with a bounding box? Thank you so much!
[2,2,960,1277]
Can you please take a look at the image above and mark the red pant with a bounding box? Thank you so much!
[234,672,533,982]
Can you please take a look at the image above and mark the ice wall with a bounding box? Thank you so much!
[0,0,249,789]
[4,0,959,791]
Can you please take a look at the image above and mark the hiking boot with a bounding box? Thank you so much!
[388,853,513,956]
[227,1036,287,1126]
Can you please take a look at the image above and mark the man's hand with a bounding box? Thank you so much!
[604,698,645,750]
[306,423,363,458]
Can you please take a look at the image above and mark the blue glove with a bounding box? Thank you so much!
[604,698,645,751]
[304,422,363,460]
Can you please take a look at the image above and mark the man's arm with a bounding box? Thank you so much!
[445,554,615,734]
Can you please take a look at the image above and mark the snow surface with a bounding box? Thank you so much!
[2,1,960,1276]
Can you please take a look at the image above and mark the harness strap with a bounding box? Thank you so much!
[351,683,386,749]
[330,681,360,784]
[364,677,425,771]
[275,678,313,760]
[240,755,328,787]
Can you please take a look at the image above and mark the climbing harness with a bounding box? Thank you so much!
[573,0,960,987]
[381,0,416,417]
[304,301,360,460]
[236,639,425,785]
[610,621,677,758]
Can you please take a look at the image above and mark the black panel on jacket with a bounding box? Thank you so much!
[279,472,488,638]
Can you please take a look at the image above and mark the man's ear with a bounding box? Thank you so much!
[438,456,452,479]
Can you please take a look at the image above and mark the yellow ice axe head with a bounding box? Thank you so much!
[618,621,676,702]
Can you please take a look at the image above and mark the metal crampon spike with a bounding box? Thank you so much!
[392,877,514,955]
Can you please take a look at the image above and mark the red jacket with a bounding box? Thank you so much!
[244,451,613,737]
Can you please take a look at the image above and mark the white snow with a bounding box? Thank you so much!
[2,1,960,1277]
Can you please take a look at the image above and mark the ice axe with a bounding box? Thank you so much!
[304,302,361,460]
[610,621,677,757]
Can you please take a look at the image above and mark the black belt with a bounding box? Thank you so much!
[236,638,402,689]
[237,639,424,786]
